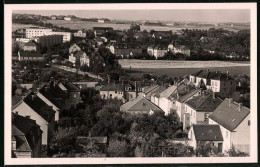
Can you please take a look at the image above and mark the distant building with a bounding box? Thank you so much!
[147,44,168,59]
[120,95,163,115]
[69,43,81,54]
[74,29,87,38]
[37,35,63,48]
[173,45,190,57]
[12,113,43,158]
[107,43,142,58]
[69,51,90,67]
[97,19,105,23]
[99,83,125,100]
[64,16,71,21]
[51,15,56,20]
[45,31,71,43]
[92,27,113,37]
[209,98,250,153]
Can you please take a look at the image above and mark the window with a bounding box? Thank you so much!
[26,115,30,119]
[74,94,77,98]
[248,120,250,126]
[115,91,117,94]
[204,113,209,121]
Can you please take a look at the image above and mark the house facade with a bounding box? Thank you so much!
[18,51,44,61]
[74,30,87,38]
[208,98,250,153]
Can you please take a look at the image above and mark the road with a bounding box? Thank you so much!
[52,65,104,81]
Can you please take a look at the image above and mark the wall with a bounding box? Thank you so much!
[13,151,32,158]
[231,114,250,153]
[12,102,49,145]
[100,90,124,100]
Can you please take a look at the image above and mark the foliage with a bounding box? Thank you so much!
[226,145,249,157]
[107,138,129,157]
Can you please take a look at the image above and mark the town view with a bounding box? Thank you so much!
[11,10,250,158]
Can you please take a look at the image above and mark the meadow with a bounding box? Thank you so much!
[118,60,250,78]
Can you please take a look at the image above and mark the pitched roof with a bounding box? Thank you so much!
[185,92,223,112]
[23,92,56,122]
[24,40,38,47]
[100,83,124,91]
[152,86,167,98]
[160,84,185,99]
[12,113,38,135]
[60,80,80,92]
[209,98,250,131]
[192,124,223,141]
[143,85,160,94]
[177,89,200,103]
[12,125,32,151]
[120,95,163,113]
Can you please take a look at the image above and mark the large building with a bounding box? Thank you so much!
[25,27,71,43]
[17,51,44,61]
[93,27,113,37]
[74,29,87,38]
[107,43,142,58]
[37,35,63,48]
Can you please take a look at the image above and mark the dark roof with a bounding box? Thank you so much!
[19,51,43,58]
[152,86,167,98]
[24,40,38,47]
[23,92,55,122]
[192,124,223,141]
[185,92,223,112]
[100,83,124,91]
[12,125,32,151]
[12,95,23,108]
[143,85,160,94]
[209,98,250,131]
[120,95,163,113]
[60,80,80,92]
[174,45,190,50]
[93,27,113,30]
[12,113,37,135]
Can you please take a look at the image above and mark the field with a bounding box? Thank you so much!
[12,23,39,32]
[118,60,250,78]
[45,20,248,32]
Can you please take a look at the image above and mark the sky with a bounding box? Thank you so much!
[14,9,250,23]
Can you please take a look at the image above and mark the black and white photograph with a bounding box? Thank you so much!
[4,3,257,165]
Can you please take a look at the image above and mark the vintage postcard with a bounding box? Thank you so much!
[4,3,257,165]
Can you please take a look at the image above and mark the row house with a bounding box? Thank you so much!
[168,42,190,56]
[183,91,223,130]
[107,43,142,58]
[99,81,143,102]
[12,113,42,158]
[189,70,236,96]
[120,95,163,115]
[12,92,56,146]
[69,51,90,67]
[208,98,250,153]
[147,44,168,59]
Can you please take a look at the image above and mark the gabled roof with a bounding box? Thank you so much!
[143,85,160,94]
[100,83,124,91]
[59,80,80,92]
[185,92,223,112]
[24,40,38,47]
[12,125,32,151]
[209,98,250,131]
[177,89,200,103]
[192,124,223,141]
[22,92,55,122]
[74,51,88,58]
[152,86,167,98]
[120,95,163,113]
[12,113,38,135]
[160,84,185,99]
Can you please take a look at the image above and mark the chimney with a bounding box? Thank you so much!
[228,98,233,107]
[238,103,243,111]
[31,94,35,101]
[212,92,215,99]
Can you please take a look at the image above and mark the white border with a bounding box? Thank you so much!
[4,3,257,165]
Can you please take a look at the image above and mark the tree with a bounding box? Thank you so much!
[80,64,89,72]
[107,138,129,157]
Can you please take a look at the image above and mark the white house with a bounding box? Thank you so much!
[183,91,223,130]
[12,92,55,145]
[69,43,81,54]
[208,98,250,153]
[188,124,224,153]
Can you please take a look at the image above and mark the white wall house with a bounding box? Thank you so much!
[209,98,250,153]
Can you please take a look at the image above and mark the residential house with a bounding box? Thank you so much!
[152,30,172,39]
[188,124,224,153]
[99,83,125,100]
[150,86,167,107]
[37,85,61,121]
[183,91,223,130]
[64,16,72,21]
[141,85,161,100]
[12,113,42,158]
[69,51,90,67]
[147,45,156,56]
[12,92,56,145]
[51,15,56,20]
[172,45,191,57]
[120,95,163,115]
[74,29,87,38]
[123,81,143,101]
[92,27,113,37]
[95,37,104,46]
[153,44,168,59]
[23,40,40,51]
[89,53,105,69]
[69,43,81,54]
[190,70,236,96]
[107,43,142,58]
[17,51,44,61]
[208,98,250,153]
[175,88,200,123]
